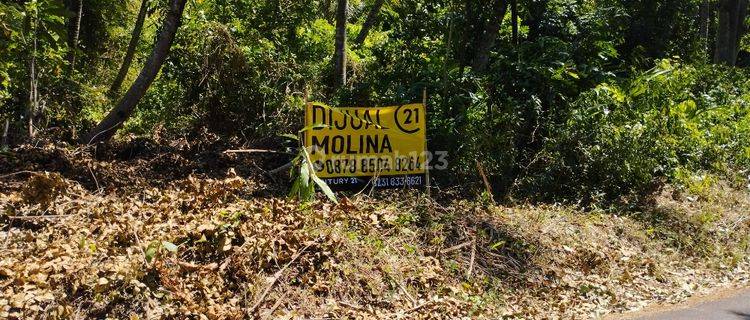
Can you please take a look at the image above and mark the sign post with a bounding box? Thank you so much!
[304,102,427,190]
[423,88,430,197]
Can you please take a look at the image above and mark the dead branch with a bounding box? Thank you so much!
[252,162,278,184]
[7,214,76,220]
[224,149,294,155]
[440,241,473,254]
[405,301,436,314]
[0,171,37,180]
[466,235,476,279]
[176,260,218,272]
[87,166,101,193]
[261,290,289,320]
[130,222,149,266]
[248,242,312,316]
[475,160,495,204]
[268,162,293,174]
[397,280,417,306]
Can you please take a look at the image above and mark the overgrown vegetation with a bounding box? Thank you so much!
[2,0,749,201]
[1,0,750,318]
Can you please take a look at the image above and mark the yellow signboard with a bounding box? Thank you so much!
[304,102,427,188]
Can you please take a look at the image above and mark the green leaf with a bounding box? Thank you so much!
[298,123,328,133]
[300,160,310,188]
[597,83,625,103]
[288,177,301,198]
[195,234,208,243]
[312,175,337,204]
[298,145,337,203]
[490,241,506,250]
[162,241,178,252]
[145,242,158,263]
[280,133,299,141]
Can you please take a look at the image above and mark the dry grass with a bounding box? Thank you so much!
[0,144,748,319]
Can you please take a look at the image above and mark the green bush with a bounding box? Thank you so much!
[516,60,750,202]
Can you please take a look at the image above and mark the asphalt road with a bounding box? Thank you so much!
[635,289,750,320]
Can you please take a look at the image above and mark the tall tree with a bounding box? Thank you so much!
[700,0,710,57]
[511,0,518,45]
[2,119,9,146]
[715,0,749,65]
[354,0,386,46]
[525,0,548,42]
[458,0,481,68]
[472,0,509,72]
[109,0,149,97]
[82,0,187,144]
[333,0,348,89]
[28,7,39,138]
[67,0,83,71]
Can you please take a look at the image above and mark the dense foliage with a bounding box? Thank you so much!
[1,0,749,202]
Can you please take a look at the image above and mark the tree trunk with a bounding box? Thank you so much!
[2,119,9,147]
[458,0,480,68]
[442,7,454,101]
[526,0,548,42]
[511,0,518,45]
[734,0,749,55]
[68,0,83,71]
[354,0,386,46]
[709,0,719,60]
[110,0,149,97]
[29,49,36,138]
[82,0,187,144]
[471,0,509,72]
[715,0,749,65]
[700,0,710,57]
[333,0,348,89]
[714,0,736,64]
[29,16,38,139]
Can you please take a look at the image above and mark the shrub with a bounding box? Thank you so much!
[516,60,750,202]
